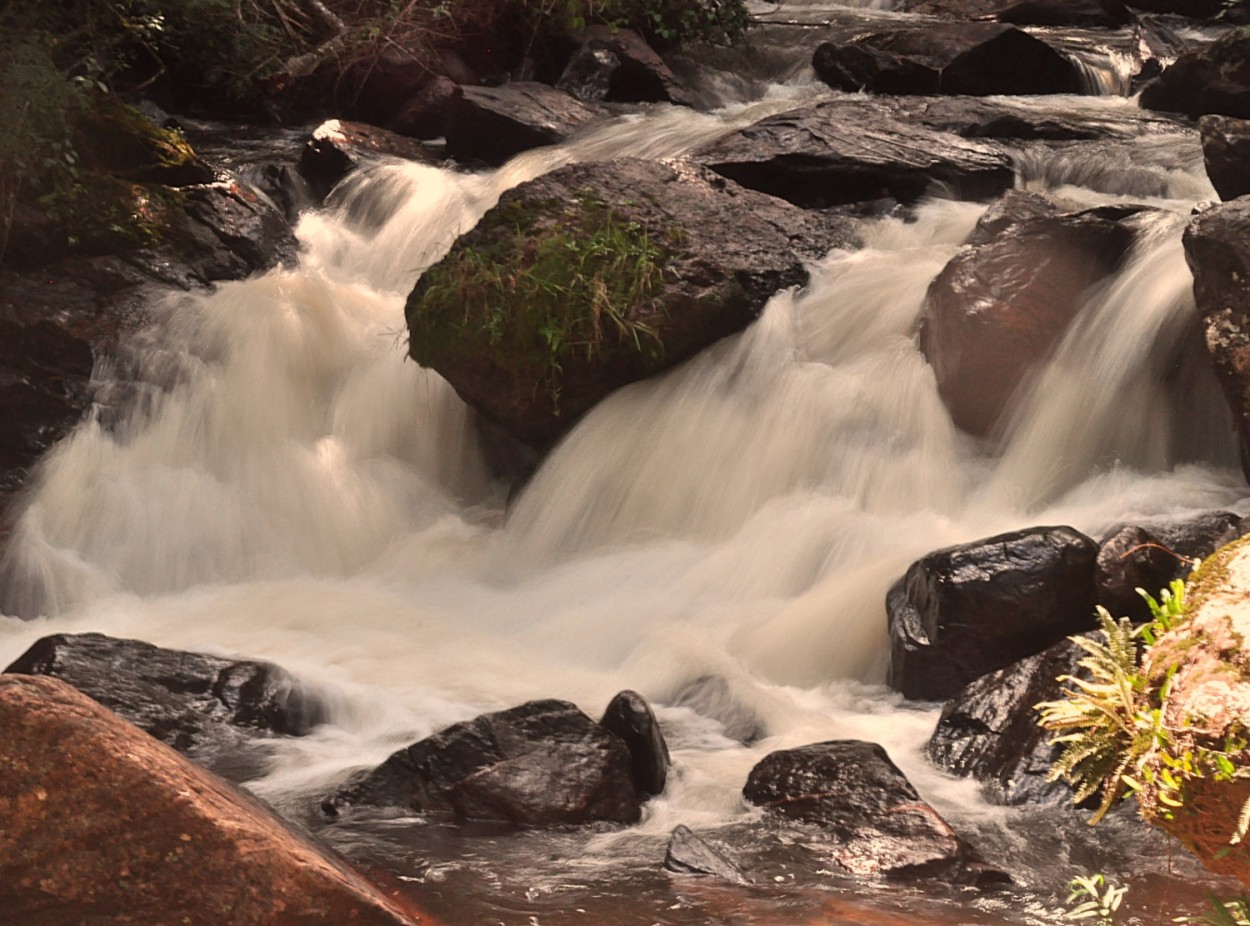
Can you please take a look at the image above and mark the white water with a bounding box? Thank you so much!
[1,74,1245,921]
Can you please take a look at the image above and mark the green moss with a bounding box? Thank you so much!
[408,192,671,410]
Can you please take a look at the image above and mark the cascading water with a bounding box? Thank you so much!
[2,18,1247,926]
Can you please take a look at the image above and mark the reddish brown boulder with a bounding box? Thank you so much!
[0,674,428,926]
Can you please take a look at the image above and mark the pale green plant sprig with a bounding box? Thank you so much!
[1178,895,1250,925]
[1066,873,1127,925]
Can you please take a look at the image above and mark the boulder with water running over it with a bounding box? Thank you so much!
[812,23,1085,97]
[4,632,326,781]
[325,699,644,825]
[919,202,1148,437]
[692,98,1013,209]
[406,157,857,448]
[1184,197,1250,480]
[887,526,1100,701]
[743,740,1007,883]
[443,82,607,166]
[0,674,427,926]
[299,119,440,202]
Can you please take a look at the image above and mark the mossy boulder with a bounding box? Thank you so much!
[405,158,857,447]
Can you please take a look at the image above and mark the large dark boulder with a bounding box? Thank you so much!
[813,24,1085,97]
[693,99,1013,209]
[444,83,606,165]
[926,636,1090,805]
[743,740,1003,882]
[1184,198,1250,477]
[919,204,1145,436]
[1096,510,1243,622]
[1140,28,1250,119]
[4,632,324,780]
[887,526,1100,701]
[995,0,1131,27]
[557,26,697,106]
[325,699,642,825]
[1200,114,1250,201]
[0,675,422,926]
[406,157,856,447]
[599,689,670,798]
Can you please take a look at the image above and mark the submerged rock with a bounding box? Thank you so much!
[926,636,1090,805]
[1184,197,1250,478]
[600,689,671,797]
[919,203,1144,436]
[1200,114,1250,201]
[444,83,606,165]
[664,825,751,884]
[743,740,1005,882]
[813,24,1085,97]
[300,119,438,202]
[5,632,324,781]
[887,526,1099,701]
[693,98,1013,208]
[406,157,855,447]
[326,699,642,825]
[0,674,421,926]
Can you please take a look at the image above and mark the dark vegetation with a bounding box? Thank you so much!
[0,0,748,266]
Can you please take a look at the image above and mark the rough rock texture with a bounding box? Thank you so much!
[557,26,697,106]
[326,699,642,825]
[1135,535,1250,888]
[693,99,1013,208]
[0,674,426,926]
[406,157,856,447]
[1140,28,1250,119]
[995,0,1131,27]
[919,204,1144,436]
[1183,197,1250,478]
[599,689,670,797]
[1096,510,1243,622]
[926,636,1090,805]
[664,825,751,884]
[813,24,1084,97]
[912,96,1182,142]
[1200,114,1250,201]
[389,75,462,140]
[300,119,438,202]
[887,526,1100,701]
[743,740,1003,882]
[444,83,606,165]
[5,632,324,781]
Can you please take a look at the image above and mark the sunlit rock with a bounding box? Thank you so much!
[0,674,426,926]
[887,526,1099,701]
[6,632,325,781]
[325,699,643,825]
[743,740,1007,883]
[406,157,855,447]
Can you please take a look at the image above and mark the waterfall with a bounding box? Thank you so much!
[1,57,1245,926]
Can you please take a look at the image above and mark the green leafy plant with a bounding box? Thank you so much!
[1181,895,1250,925]
[1066,873,1127,924]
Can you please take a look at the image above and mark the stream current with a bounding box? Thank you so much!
[2,5,1248,923]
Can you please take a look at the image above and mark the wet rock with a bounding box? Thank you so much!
[557,26,697,106]
[664,825,751,884]
[75,93,216,187]
[1097,511,1243,622]
[600,689,670,797]
[964,189,1064,244]
[743,740,1003,882]
[912,96,1177,142]
[919,204,1144,436]
[1200,114,1250,201]
[813,24,1084,97]
[5,632,324,781]
[444,83,606,165]
[996,0,1131,27]
[1140,28,1250,119]
[327,699,642,825]
[300,119,439,202]
[926,636,1091,805]
[1184,197,1250,477]
[406,157,856,447]
[0,674,422,926]
[177,180,300,281]
[693,99,1013,208]
[390,75,462,140]
[887,526,1100,701]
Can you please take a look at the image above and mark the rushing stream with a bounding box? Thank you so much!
[3,5,1248,923]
